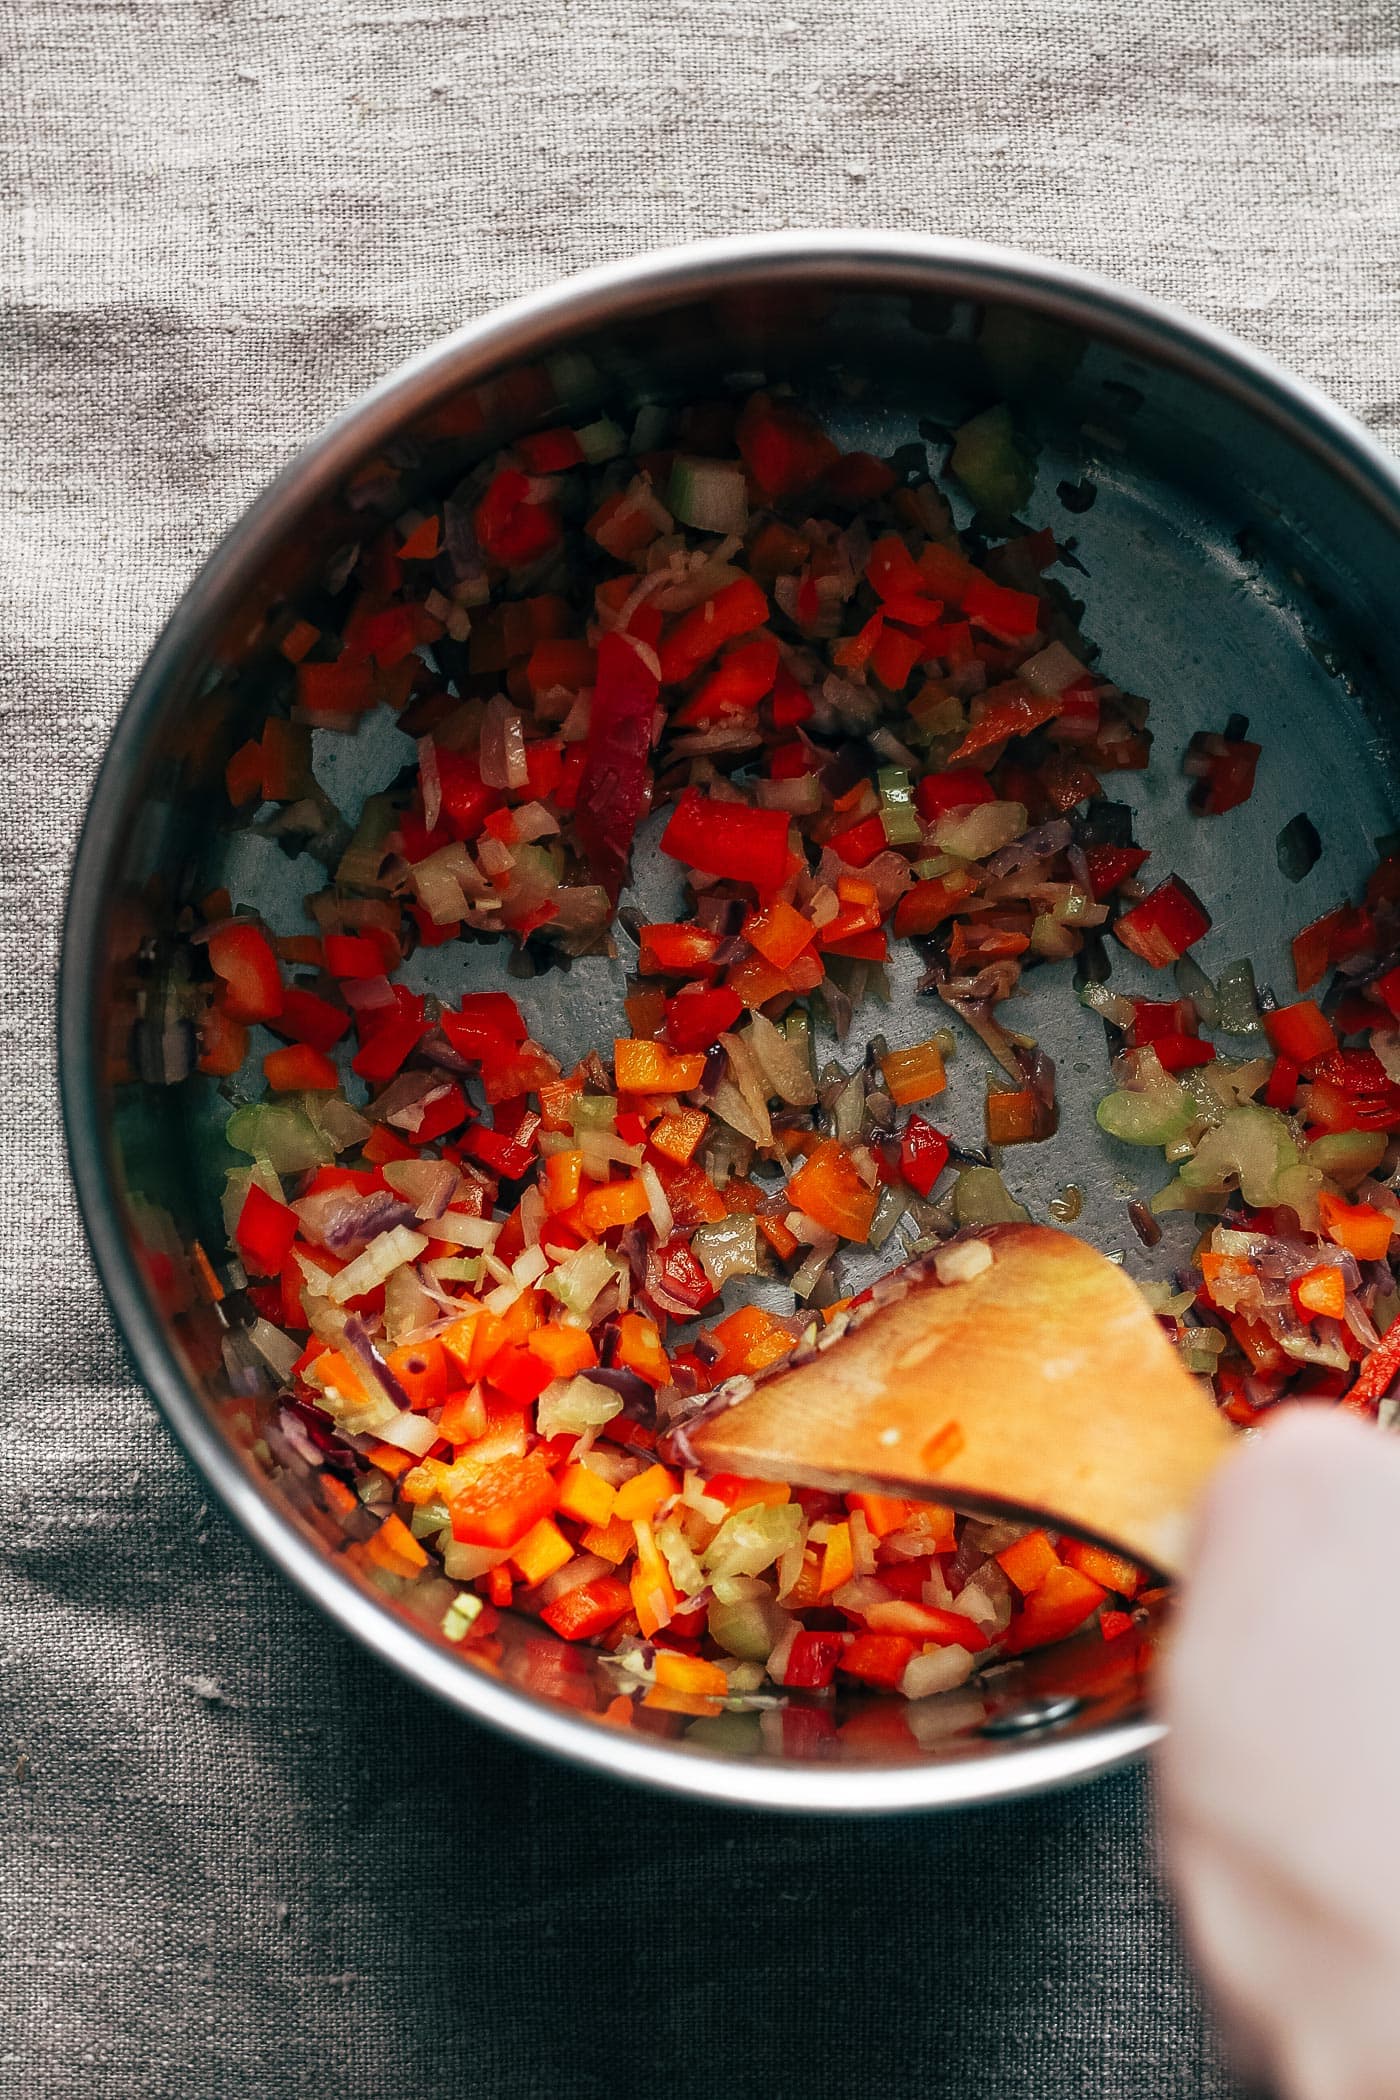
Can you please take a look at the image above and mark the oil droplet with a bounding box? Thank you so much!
[1048,1183,1084,1223]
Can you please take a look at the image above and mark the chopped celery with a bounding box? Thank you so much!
[952,1166,1029,1226]
[570,1094,619,1132]
[225,1102,333,1174]
[1097,1090,1192,1147]
[878,767,922,846]
[1177,1105,1321,1223]
[1214,958,1261,1034]
[949,404,1036,518]
[707,1591,792,1662]
[1305,1130,1388,1191]
[442,1591,484,1642]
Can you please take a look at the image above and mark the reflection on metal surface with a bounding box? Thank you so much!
[62,234,1400,1811]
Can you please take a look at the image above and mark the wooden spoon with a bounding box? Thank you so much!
[686,1222,1236,1580]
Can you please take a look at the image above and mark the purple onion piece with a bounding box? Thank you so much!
[295,1187,420,1256]
[341,1315,413,1413]
[583,1365,655,1415]
[418,1029,477,1075]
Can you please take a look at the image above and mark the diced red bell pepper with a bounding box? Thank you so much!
[665,984,743,1053]
[1151,1033,1216,1072]
[208,924,284,1023]
[1083,845,1150,900]
[1113,875,1212,967]
[949,685,1062,762]
[433,746,502,842]
[638,923,723,976]
[351,1008,429,1082]
[1265,1055,1299,1109]
[782,1631,846,1689]
[1345,1321,1400,1413]
[735,396,840,499]
[272,987,351,1053]
[837,1632,916,1690]
[660,791,791,893]
[658,577,770,686]
[1184,730,1261,816]
[235,1183,300,1275]
[473,468,562,568]
[899,1114,951,1198]
[574,630,660,900]
[962,576,1041,642]
[914,770,997,823]
[540,1576,634,1641]
[769,666,814,729]
[892,868,980,938]
[323,933,388,980]
[1265,999,1337,1066]
[461,1124,537,1180]
[674,635,779,725]
[647,1236,716,1314]
[826,812,888,867]
[263,1043,339,1091]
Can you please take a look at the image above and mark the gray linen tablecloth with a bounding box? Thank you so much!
[4,4,1398,2093]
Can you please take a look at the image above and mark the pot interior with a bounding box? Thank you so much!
[67,251,1400,1802]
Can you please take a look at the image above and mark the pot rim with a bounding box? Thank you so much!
[60,230,1400,1811]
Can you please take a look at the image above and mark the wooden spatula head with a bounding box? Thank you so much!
[686,1223,1234,1579]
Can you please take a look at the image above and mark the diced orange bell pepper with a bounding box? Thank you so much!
[846,1491,914,1539]
[616,1311,669,1387]
[707,1303,794,1379]
[613,1038,706,1092]
[511,1516,574,1587]
[526,1324,598,1380]
[363,1511,430,1579]
[557,1462,617,1527]
[542,1149,584,1213]
[786,1140,878,1243]
[995,1528,1062,1594]
[818,1520,855,1595]
[629,1517,678,1636]
[1060,1536,1141,1597]
[581,1513,636,1564]
[744,898,817,970]
[1318,1191,1394,1262]
[1002,1564,1106,1653]
[704,1474,791,1513]
[579,1177,652,1234]
[879,1040,947,1107]
[447,1454,558,1549]
[438,1386,487,1446]
[652,1651,730,1699]
[1292,1263,1348,1322]
[384,1338,449,1411]
[649,1108,709,1164]
[613,1463,678,1524]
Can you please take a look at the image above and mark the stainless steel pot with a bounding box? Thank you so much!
[61,233,1400,1811]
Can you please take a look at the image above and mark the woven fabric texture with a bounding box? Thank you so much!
[4,1,1399,2092]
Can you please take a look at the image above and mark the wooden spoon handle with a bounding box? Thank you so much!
[688,1224,1236,1579]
